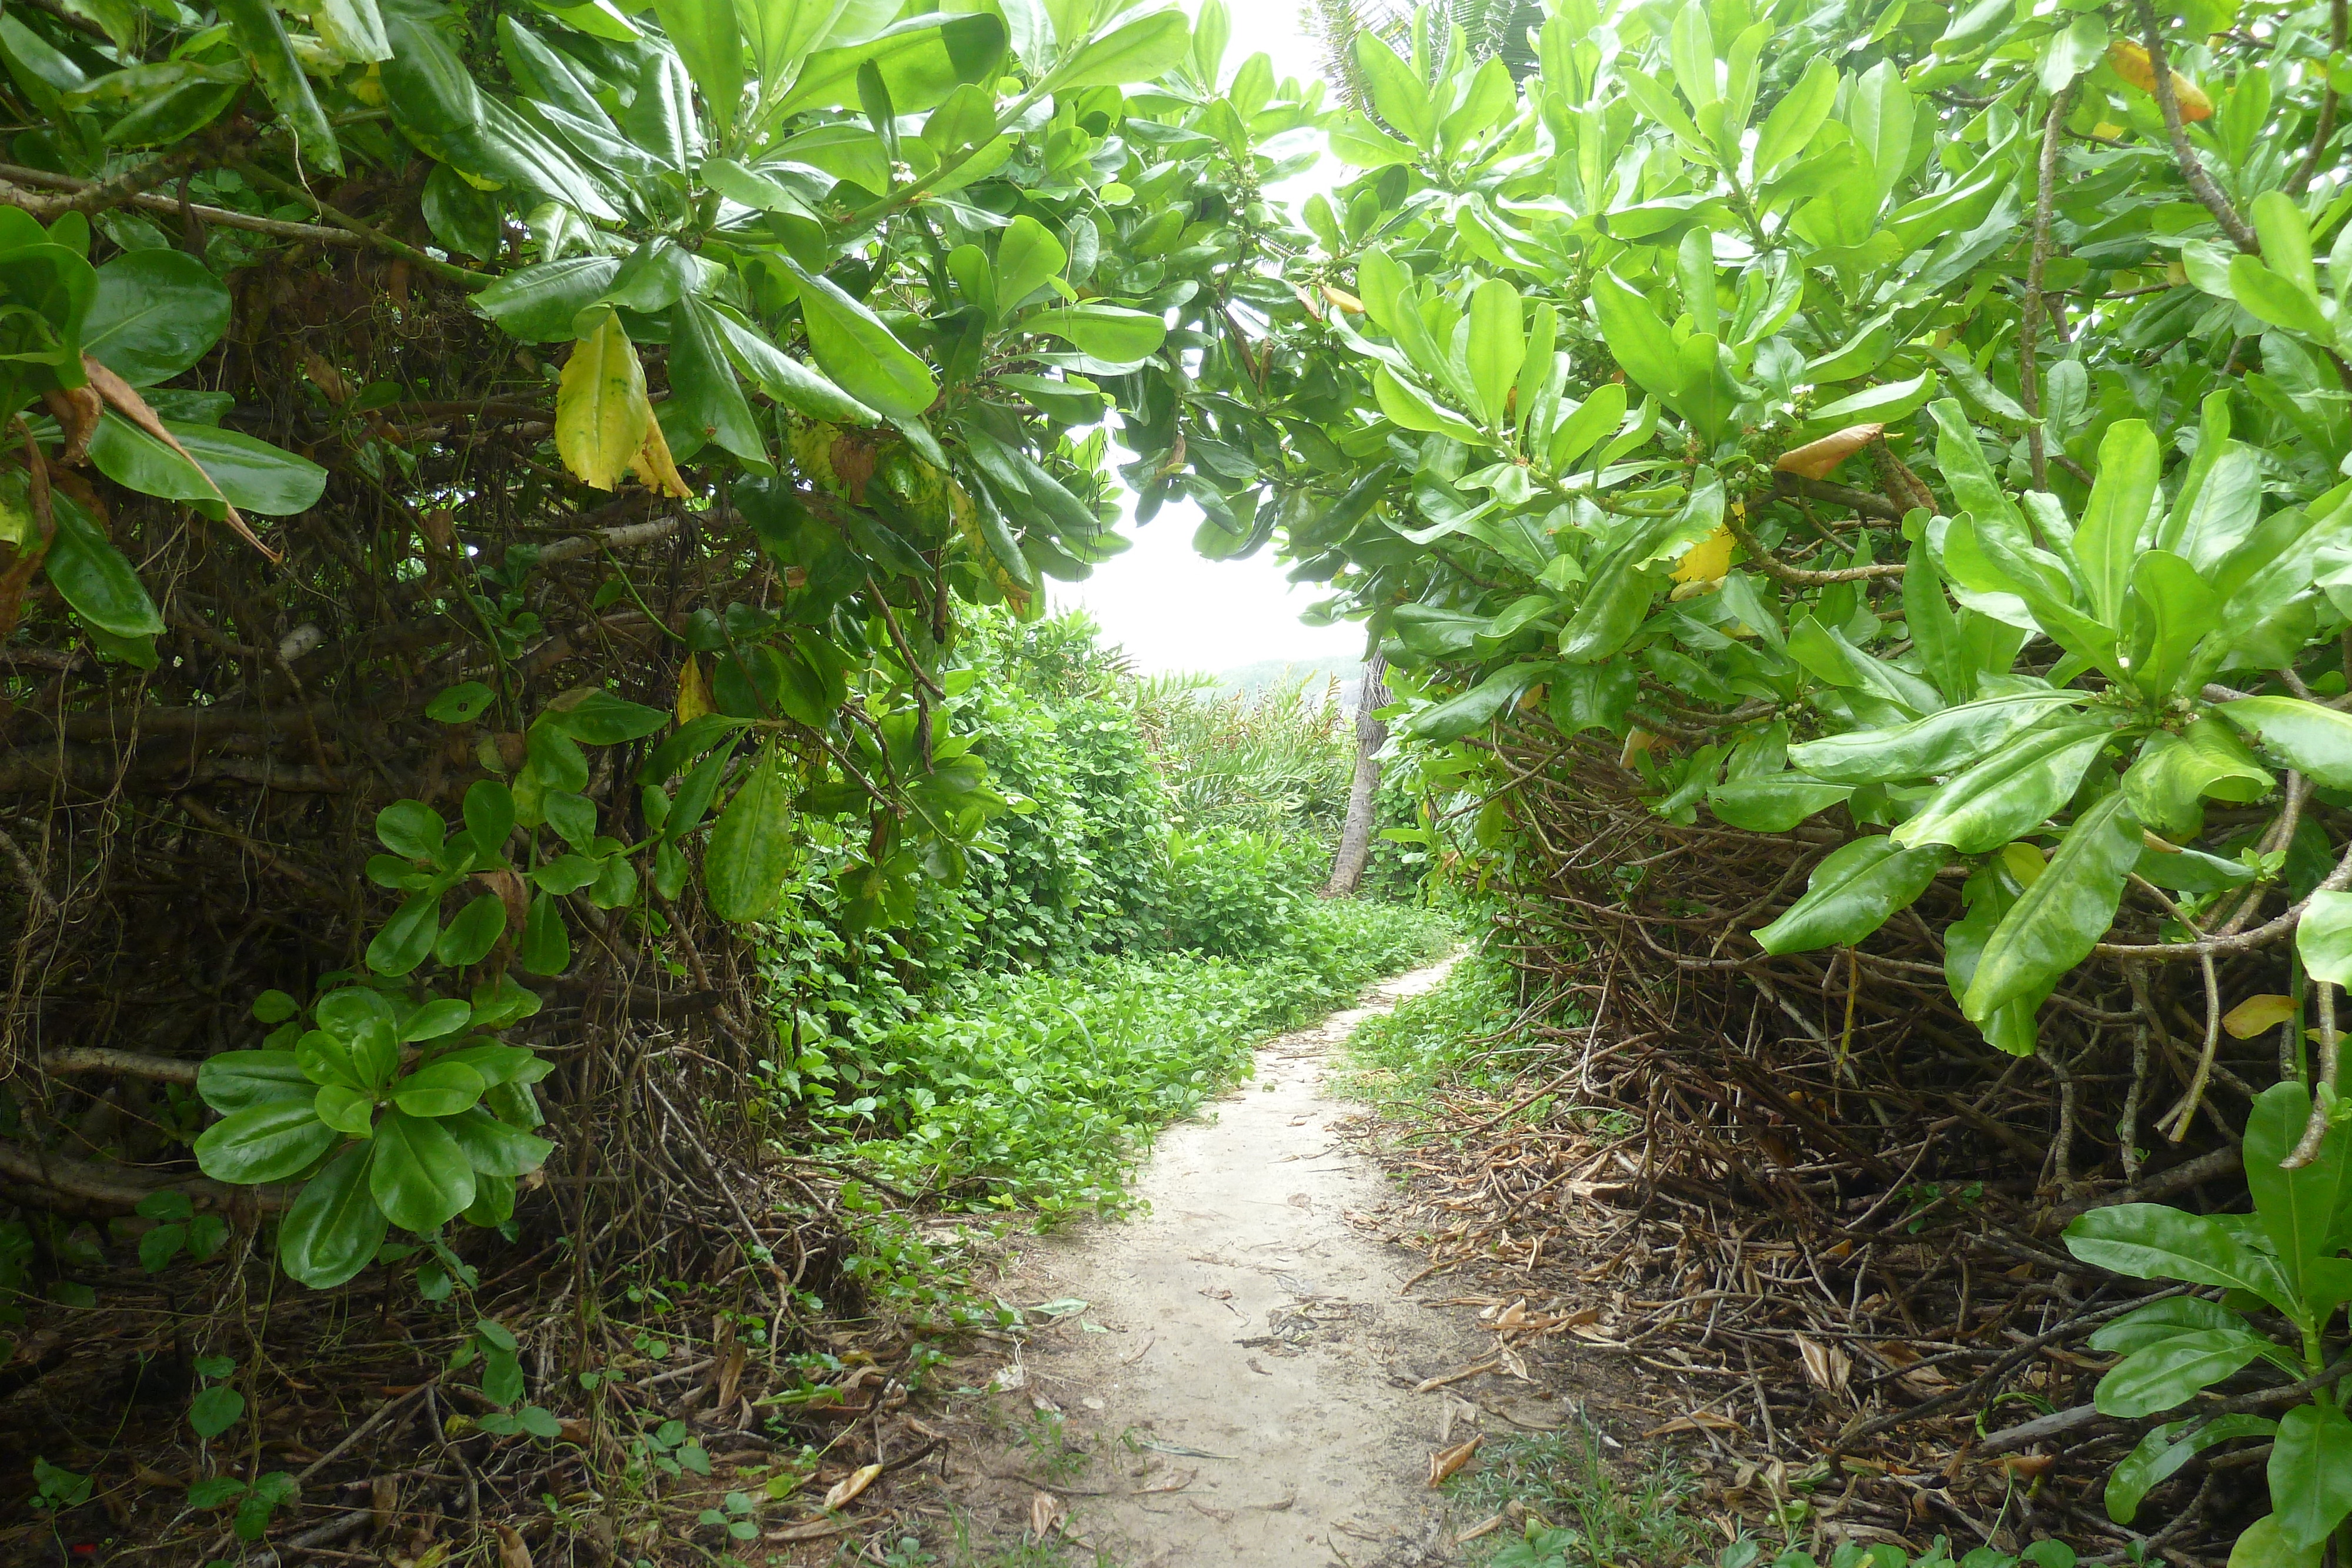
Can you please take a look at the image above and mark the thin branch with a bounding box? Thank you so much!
[2289,0,2347,196]
[2022,89,2073,492]
[2134,0,2257,250]
[225,155,496,287]
[0,165,359,247]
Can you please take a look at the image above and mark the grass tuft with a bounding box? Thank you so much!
[1451,1428,1715,1568]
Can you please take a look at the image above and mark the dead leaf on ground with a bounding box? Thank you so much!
[371,1475,399,1534]
[1414,1358,1498,1393]
[1456,1513,1510,1544]
[1795,1335,1853,1396]
[1428,1435,1484,1487]
[492,1522,533,1568]
[1643,1411,1746,1438]
[823,1462,882,1511]
[1030,1490,1064,1537]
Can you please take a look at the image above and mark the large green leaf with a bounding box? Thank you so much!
[1890,720,2114,854]
[1789,693,2081,783]
[2123,720,2271,835]
[790,263,938,419]
[278,1142,387,1289]
[194,1099,338,1184]
[1752,835,1945,954]
[651,0,743,133]
[368,1111,477,1232]
[669,296,766,466]
[2092,1329,2276,1417]
[774,12,1007,118]
[1464,278,1524,429]
[444,1105,554,1176]
[45,492,162,638]
[196,1051,313,1114]
[2245,1081,2352,1297]
[1032,302,1165,362]
[2089,1296,2249,1355]
[473,256,622,343]
[1706,775,1852,831]
[86,413,326,517]
[2107,1416,2278,1525]
[1962,792,2138,1022]
[706,749,793,921]
[2073,419,2160,628]
[1352,32,1434,149]
[83,249,229,386]
[2224,697,2352,790]
[2064,1201,2294,1310]
[2300,891,2352,989]
[1054,6,1188,87]
[2273,1402,2352,1549]
[216,0,340,172]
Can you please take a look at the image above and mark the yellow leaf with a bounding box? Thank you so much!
[2105,41,2212,121]
[2224,993,2298,1039]
[557,307,650,492]
[629,413,691,498]
[2000,841,2047,887]
[1671,523,1734,584]
[1321,283,1365,314]
[676,654,711,725]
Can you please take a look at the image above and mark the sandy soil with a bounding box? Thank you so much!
[947,955,1558,1567]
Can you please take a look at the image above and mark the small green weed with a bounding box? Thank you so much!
[1449,1429,1712,1568]
[1334,953,1529,1118]
[1021,1410,1091,1480]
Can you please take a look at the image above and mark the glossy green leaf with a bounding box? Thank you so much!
[436,892,507,968]
[365,893,440,978]
[391,1060,486,1118]
[1753,835,1944,954]
[473,256,622,343]
[2097,1330,2277,1420]
[2065,1201,2293,1310]
[369,1111,476,1232]
[83,249,229,386]
[651,0,743,133]
[1054,6,1188,87]
[1033,302,1165,362]
[1705,775,1852,831]
[1352,32,1434,148]
[45,493,162,638]
[2273,1402,2352,1548]
[1963,793,2138,1022]
[790,262,937,419]
[194,1099,338,1184]
[1464,278,1523,429]
[1891,720,2113,854]
[2090,1296,2249,1355]
[2231,1515,2322,1568]
[775,12,1007,118]
[2108,1415,2277,1525]
[444,1105,554,1176]
[216,0,340,172]
[706,748,792,921]
[196,1051,313,1114]
[278,1142,386,1289]
[1790,693,2081,783]
[2073,419,2160,627]
[2224,697,2352,790]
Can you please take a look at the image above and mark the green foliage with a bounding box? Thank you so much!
[1723,1539,2077,1568]
[1251,0,2352,1074]
[1334,950,1528,1116]
[1130,673,1357,837]
[2062,1081,2352,1548]
[1444,1427,1709,1568]
[826,898,1454,1216]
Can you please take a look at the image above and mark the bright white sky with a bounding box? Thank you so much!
[1051,2,1365,676]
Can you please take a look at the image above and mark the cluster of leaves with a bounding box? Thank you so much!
[2063,1082,2352,1568]
[1185,0,2352,1553]
[1234,0,2352,1073]
[0,0,1368,1286]
[829,893,1455,1215]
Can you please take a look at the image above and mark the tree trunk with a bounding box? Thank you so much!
[1325,654,1388,897]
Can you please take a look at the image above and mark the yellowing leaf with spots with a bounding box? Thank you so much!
[556,308,650,492]
[2106,41,2212,120]
[1671,523,1734,584]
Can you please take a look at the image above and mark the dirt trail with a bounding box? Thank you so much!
[967,955,1537,1567]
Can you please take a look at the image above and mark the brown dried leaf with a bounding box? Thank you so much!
[1643,1411,1745,1438]
[492,1522,533,1568]
[823,1462,882,1512]
[302,349,355,405]
[1427,1435,1484,1487]
[714,1336,745,1414]
[1774,423,1884,481]
[83,355,278,560]
[1028,1490,1064,1537]
[370,1474,399,1534]
[41,384,100,466]
[1795,1335,1852,1396]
